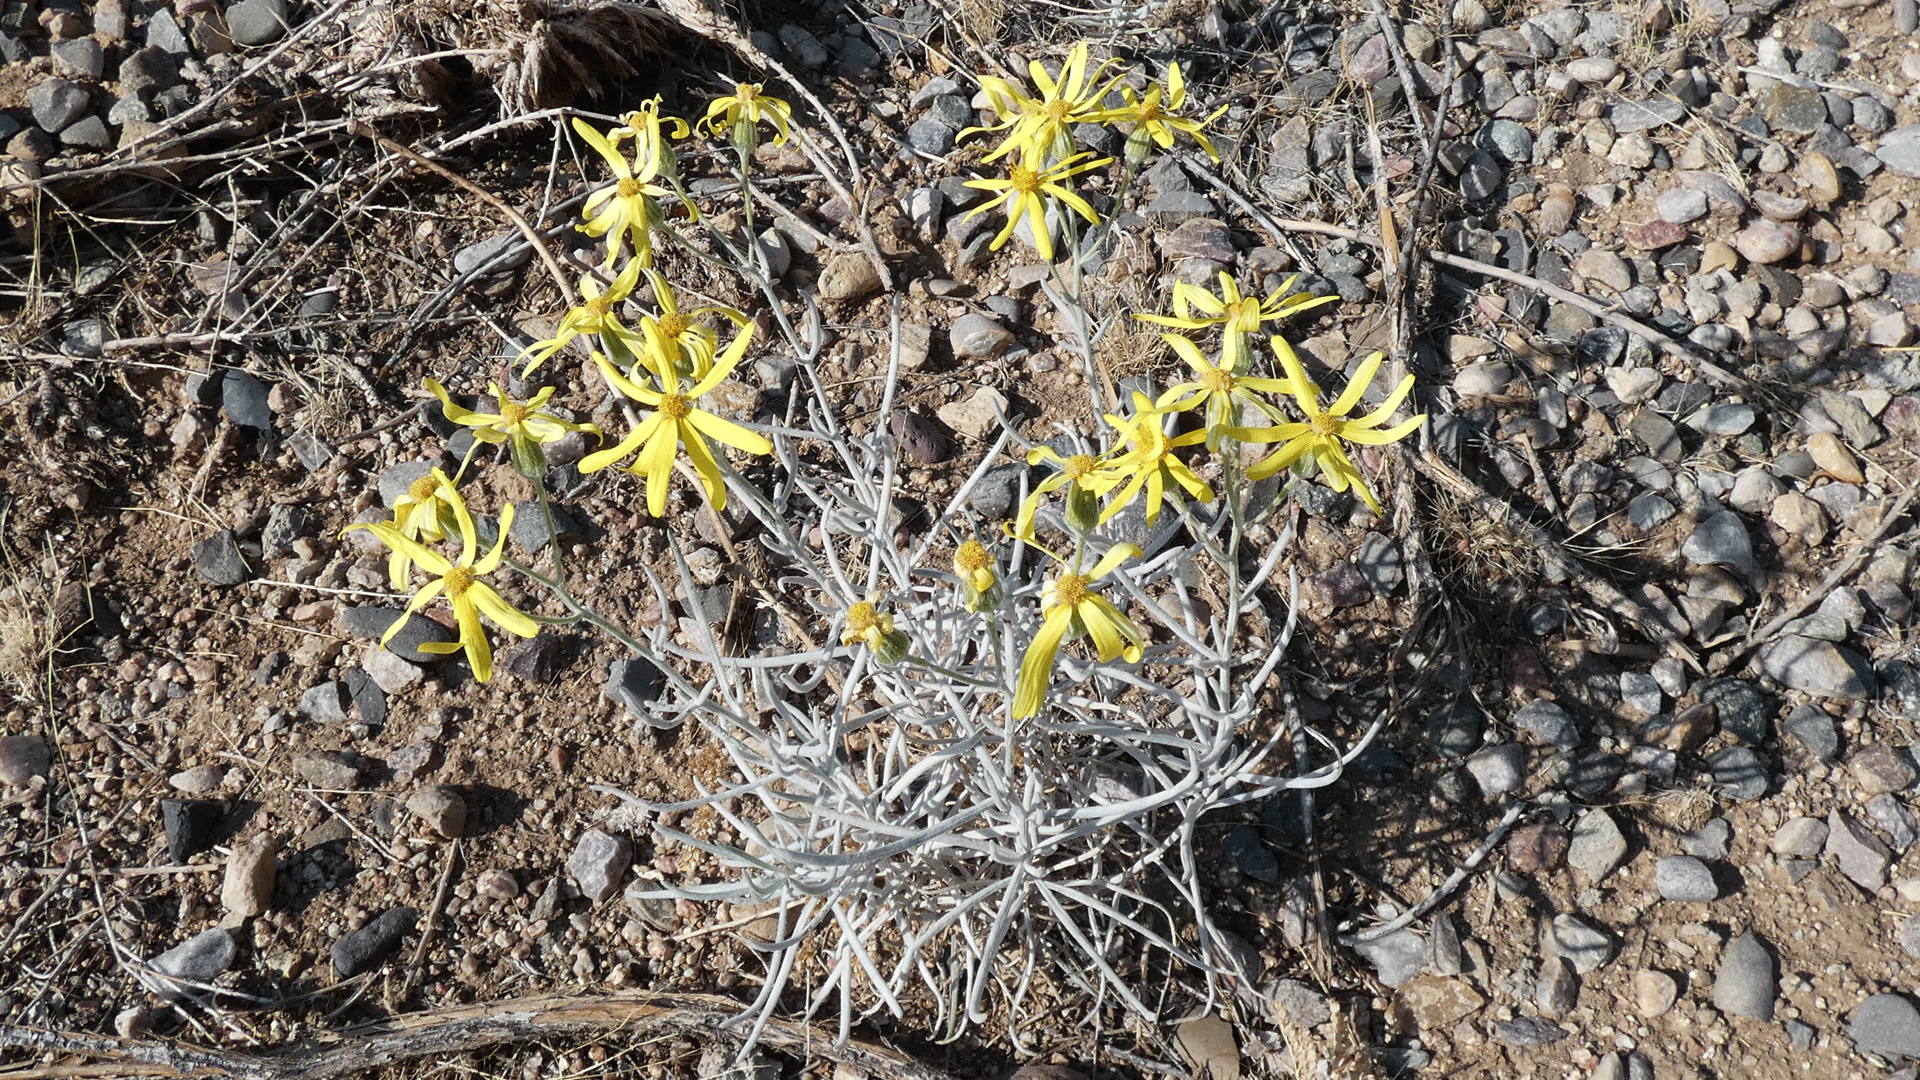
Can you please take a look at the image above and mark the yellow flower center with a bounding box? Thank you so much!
[1311,412,1340,438]
[443,565,474,600]
[1226,299,1262,330]
[617,178,643,198]
[585,296,612,318]
[1136,100,1164,122]
[735,83,757,101]
[1063,453,1097,480]
[1046,99,1072,122]
[657,312,689,339]
[1199,368,1234,396]
[845,601,881,637]
[1051,571,1088,609]
[407,476,439,503]
[1008,164,1041,195]
[658,393,691,421]
[499,401,531,427]
[954,539,991,574]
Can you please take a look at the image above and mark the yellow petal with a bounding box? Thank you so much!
[687,408,772,455]
[638,422,680,518]
[1349,373,1418,430]
[473,584,539,639]
[1013,605,1076,719]
[1083,595,1145,663]
[454,594,493,683]
[679,423,727,511]
[1088,542,1142,581]
[572,118,632,180]
[1330,351,1384,418]
[1245,434,1315,481]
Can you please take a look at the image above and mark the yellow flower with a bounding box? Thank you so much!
[344,493,538,683]
[953,538,1002,612]
[518,258,650,376]
[1012,542,1144,719]
[574,118,672,270]
[424,378,602,477]
[608,97,689,181]
[961,150,1111,262]
[576,330,773,517]
[384,466,461,589]
[1229,344,1426,515]
[966,42,1120,165]
[1106,62,1227,163]
[1154,332,1302,450]
[1098,391,1214,526]
[1135,272,1336,373]
[701,83,793,147]
[638,268,747,381]
[841,593,909,663]
[1015,445,1126,539]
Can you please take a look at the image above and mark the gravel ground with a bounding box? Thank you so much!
[3,0,1920,1078]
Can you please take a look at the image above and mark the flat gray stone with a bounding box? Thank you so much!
[1655,855,1719,901]
[1827,808,1894,890]
[1770,816,1829,857]
[0,734,54,786]
[1612,99,1686,132]
[1682,510,1759,580]
[949,313,1013,359]
[1466,744,1527,798]
[332,906,417,977]
[1851,993,1920,1058]
[1352,928,1425,987]
[27,78,89,134]
[1547,913,1612,973]
[1568,809,1628,882]
[143,928,236,1000]
[1762,636,1875,699]
[1713,930,1775,1021]
[1513,699,1579,749]
[568,828,632,903]
[1141,191,1215,224]
[342,606,456,664]
[192,530,248,586]
[298,681,352,724]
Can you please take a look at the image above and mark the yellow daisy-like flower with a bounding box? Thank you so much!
[1015,444,1126,539]
[1135,272,1336,374]
[424,378,602,478]
[638,268,747,381]
[518,258,650,376]
[344,493,538,683]
[961,150,1111,262]
[841,593,909,663]
[576,329,773,517]
[701,83,793,147]
[953,538,1002,612]
[1098,391,1214,527]
[1105,61,1227,163]
[1154,332,1302,450]
[574,118,673,270]
[1228,344,1426,515]
[1012,542,1144,719]
[384,466,461,589]
[967,41,1121,165]
[608,97,689,181]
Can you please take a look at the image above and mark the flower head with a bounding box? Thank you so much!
[953,538,1003,612]
[384,466,462,589]
[1229,344,1426,515]
[424,379,601,478]
[1107,61,1227,163]
[962,149,1111,262]
[841,592,909,663]
[574,118,673,270]
[1135,272,1336,373]
[701,83,793,149]
[638,268,747,381]
[1098,391,1214,526]
[608,97,689,182]
[344,490,538,683]
[576,327,773,516]
[1012,542,1144,719]
[1015,444,1126,538]
[967,42,1121,165]
[518,258,651,376]
[1155,332,1302,450]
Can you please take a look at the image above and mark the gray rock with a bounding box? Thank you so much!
[298,681,352,724]
[1352,928,1424,987]
[1681,510,1759,580]
[1568,809,1628,882]
[1771,816,1828,857]
[1702,746,1767,803]
[509,500,579,553]
[405,785,466,838]
[1784,703,1839,759]
[1466,744,1527,798]
[1478,119,1533,162]
[453,232,530,277]
[905,117,954,156]
[1655,855,1719,901]
[1687,403,1755,435]
[342,607,455,663]
[606,656,666,724]
[1902,915,1920,959]
[775,24,829,67]
[1764,82,1828,134]
[1620,672,1663,716]
[1513,699,1579,749]
[1612,99,1685,132]
[1848,744,1916,796]
[1428,912,1464,976]
[1851,993,1920,1058]
[1141,191,1216,224]
[1657,187,1708,223]
[1223,824,1277,882]
[222,370,273,432]
[1866,794,1917,851]
[1732,219,1802,265]
[332,906,418,977]
[1627,493,1676,531]
[51,38,104,78]
[1681,817,1732,859]
[145,10,190,54]
[1266,978,1332,1026]
[292,751,360,789]
[1536,955,1580,1015]
[1631,409,1683,463]
[118,46,181,95]
[261,503,310,555]
[143,928,236,1000]
[949,313,1013,359]
[1548,913,1613,973]
[1760,636,1875,699]
[221,833,276,918]
[344,669,385,728]
[27,78,89,134]
[192,530,247,585]
[1426,699,1483,758]
[569,828,632,902]
[1698,677,1769,745]
[0,734,53,786]
[1493,1016,1568,1045]
[1827,809,1894,890]
[1460,150,1503,201]
[1713,931,1775,1021]
[926,94,973,132]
